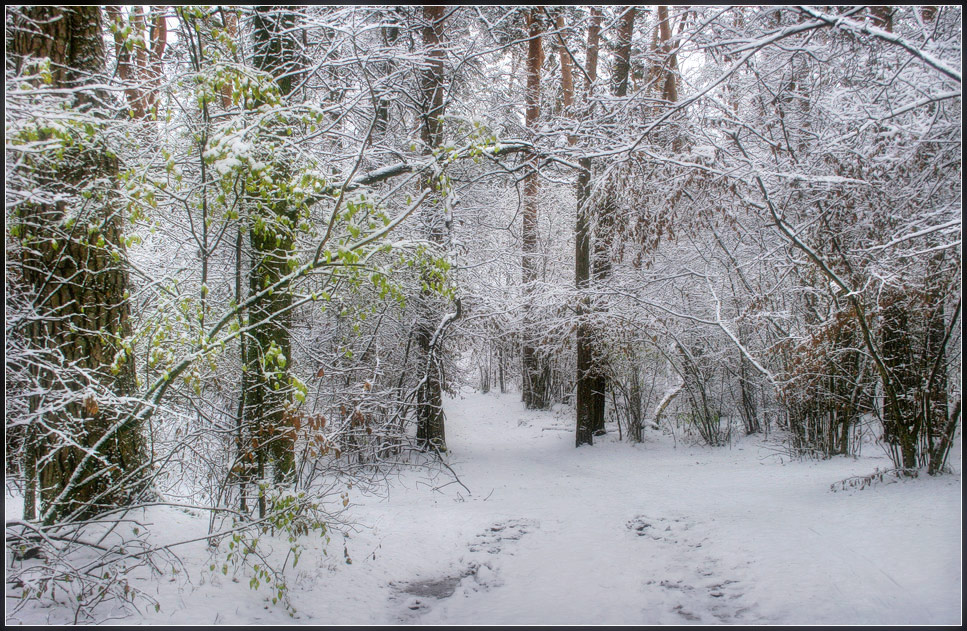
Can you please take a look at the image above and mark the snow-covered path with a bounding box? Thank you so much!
[333,390,961,625]
[13,389,958,625]
[377,393,762,625]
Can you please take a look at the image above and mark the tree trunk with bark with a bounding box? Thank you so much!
[573,8,602,446]
[521,9,551,410]
[414,5,449,452]
[106,6,167,120]
[588,6,637,437]
[11,6,148,523]
[243,6,302,488]
[375,11,401,137]
[656,6,679,104]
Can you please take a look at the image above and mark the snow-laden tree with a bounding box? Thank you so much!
[4,4,962,622]
[694,5,961,470]
[6,5,150,525]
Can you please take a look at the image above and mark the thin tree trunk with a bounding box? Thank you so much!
[588,6,637,437]
[375,13,401,137]
[521,9,550,410]
[575,161,595,447]
[414,5,449,452]
[146,6,167,116]
[219,8,238,109]
[657,6,679,103]
[235,226,249,513]
[612,7,636,99]
[574,8,601,446]
[106,6,147,119]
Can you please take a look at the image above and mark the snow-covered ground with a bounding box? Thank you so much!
[6,389,962,625]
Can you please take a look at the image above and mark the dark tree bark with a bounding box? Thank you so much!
[612,6,636,99]
[588,6,638,437]
[870,5,894,32]
[11,6,147,523]
[574,8,602,446]
[414,5,449,452]
[244,6,303,490]
[575,163,595,447]
[374,10,401,137]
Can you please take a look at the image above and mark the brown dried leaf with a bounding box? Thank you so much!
[83,396,99,416]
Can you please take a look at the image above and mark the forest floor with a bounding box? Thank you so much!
[6,389,963,625]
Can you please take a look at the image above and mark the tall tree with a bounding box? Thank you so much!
[374,9,402,138]
[243,6,304,491]
[414,5,451,451]
[655,5,679,104]
[105,6,167,120]
[9,6,148,523]
[521,9,550,410]
[588,6,638,437]
[574,7,602,446]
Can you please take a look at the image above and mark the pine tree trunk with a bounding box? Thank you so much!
[520,9,551,410]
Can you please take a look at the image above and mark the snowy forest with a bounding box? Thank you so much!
[4,5,962,625]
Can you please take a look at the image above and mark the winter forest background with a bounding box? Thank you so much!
[4,5,962,625]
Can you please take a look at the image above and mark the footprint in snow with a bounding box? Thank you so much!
[391,575,465,623]
[468,518,535,555]
[626,514,693,545]
[390,518,537,621]
[629,514,759,623]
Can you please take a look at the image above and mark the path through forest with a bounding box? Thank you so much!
[19,389,955,625]
[380,392,763,624]
[347,390,961,625]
